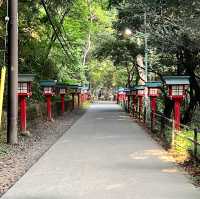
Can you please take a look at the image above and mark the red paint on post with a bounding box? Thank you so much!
[151,97,157,128]
[80,94,82,104]
[20,96,26,132]
[151,97,157,113]
[127,95,130,113]
[132,96,137,116]
[139,96,143,113]
[174,98,182,130]
[61,94,65,113]
[46,95,52,121]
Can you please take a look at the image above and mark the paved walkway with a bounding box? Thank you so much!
[2,102,200,199]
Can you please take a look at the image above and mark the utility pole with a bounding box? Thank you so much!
[144,10,148,82]
[144,9,149,123]
[7,0,18,144]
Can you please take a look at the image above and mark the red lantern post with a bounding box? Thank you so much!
[131,88,137,117]
[18,74,34,134]
[20,96,26,131]
[61,94,65,113]
[117,88,125,105]
[135,86,145,120]
[146,81,161,130]
[40,80,56,121]
[163,76,190,131]
[46,94,52,120]
[128,95,130,112]
[125,88,131,113]
[57,84,67,114]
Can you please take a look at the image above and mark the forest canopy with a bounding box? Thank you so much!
[1,0,200,122]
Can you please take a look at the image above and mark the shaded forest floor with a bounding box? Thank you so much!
[0,108,86,197]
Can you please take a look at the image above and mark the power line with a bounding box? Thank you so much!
[41,0,74,61]
[47,0,76,54]
[43,0,78,60]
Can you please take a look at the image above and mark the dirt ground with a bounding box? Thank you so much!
[0,109,86,197]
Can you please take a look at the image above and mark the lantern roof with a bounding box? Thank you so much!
[130,86,136,91]
[56,82,68,89]
[40,80,57,87]
[163,76,190,85]
[81,85,89,91]
[145,81,162,88]
[18,74,35,82]
[117,88,125,93]
[135,85,145,90]
[67,84,81,89]
[124,88,130,93]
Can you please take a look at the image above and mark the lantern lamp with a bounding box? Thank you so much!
[145,81,162,129]
[18,74,35,134]
[40,80,56,96]
[135,85,145,96]
[163,76,190,130]
[56,83,68,95]
[163,76,190,99]
[59,88,66,95]
[81,87,86,103]
[145,81,161,97]
[40,80,57,121]
[56,83,68,113]
[117,88,125,104]
[18,74,34,96]
[124,88,130,100]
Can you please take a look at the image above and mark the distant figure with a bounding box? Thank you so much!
[98,90,102,100]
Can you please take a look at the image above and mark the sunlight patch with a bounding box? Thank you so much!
[129,153,148,160]
[106,184,124,190]
[162,168,178,173]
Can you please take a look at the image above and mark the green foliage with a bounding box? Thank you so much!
[89,60,115,89]
[0,0,115,100]
[102,0,200,123]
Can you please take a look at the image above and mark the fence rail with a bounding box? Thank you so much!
[122,99,200,162]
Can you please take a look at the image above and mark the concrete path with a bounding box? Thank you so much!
[2,102,200,199]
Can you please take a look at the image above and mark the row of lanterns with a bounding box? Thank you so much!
[18,74,90,135]
[117,76,190,130]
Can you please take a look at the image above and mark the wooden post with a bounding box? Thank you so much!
[151,97,157,130]
[78,93,80,108]
[174,98,182,130]
[20,96,26,132]
[194,128,198,160]
[132,96,136,117]
[139,96,143,120]
[46,95,52,121]
[127,95,130,113]
[72,93,75,110]
[61,94,65,113]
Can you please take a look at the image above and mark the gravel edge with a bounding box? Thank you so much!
[0,108,86,197]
